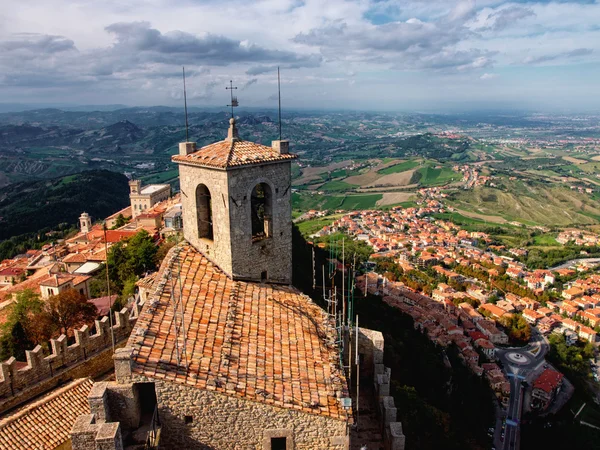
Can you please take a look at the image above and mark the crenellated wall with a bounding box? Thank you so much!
[0,298,144,414]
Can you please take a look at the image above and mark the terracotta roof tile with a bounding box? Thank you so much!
[129,245,350,421]
[172,139,296,169]
[0,378,93,449]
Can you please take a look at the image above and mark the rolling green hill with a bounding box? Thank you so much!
[0,170,131,240]
[450,179,600,226]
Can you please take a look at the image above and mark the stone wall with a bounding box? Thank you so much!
[178,159,293,284]
[0,300,143,414]
[227,161,292,284]
[132,376,348,450]
[178,164,233,276]
[352,327,406,450]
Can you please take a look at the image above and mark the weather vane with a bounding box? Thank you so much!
[226,80,238,119]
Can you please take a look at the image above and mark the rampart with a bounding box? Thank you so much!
[0,298,144,414]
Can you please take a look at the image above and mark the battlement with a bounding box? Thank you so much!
[0,298,144,410]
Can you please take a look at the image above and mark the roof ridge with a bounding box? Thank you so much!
[225,138,236,167]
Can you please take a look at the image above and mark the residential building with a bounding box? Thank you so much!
[532,368,564,410]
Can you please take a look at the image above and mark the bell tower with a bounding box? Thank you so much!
[79,212,92,233]
[173,119,295,284]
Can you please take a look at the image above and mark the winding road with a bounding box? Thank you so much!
[494,328,550,450]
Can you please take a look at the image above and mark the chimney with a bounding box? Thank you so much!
[226,118,239,141]
[179,142,196,156]
[272,140,289,155]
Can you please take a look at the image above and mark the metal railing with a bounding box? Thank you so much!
[144,405,161,449]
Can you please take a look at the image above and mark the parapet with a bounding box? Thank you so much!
[0,297,144,410]
[71,414,124,450]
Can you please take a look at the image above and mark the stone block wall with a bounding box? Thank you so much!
[0,299,143,412]
[131,376,348,450]
[227,162,293,284]
[354,327,406,450]
[71,415,123,450]
[178,164,233,276]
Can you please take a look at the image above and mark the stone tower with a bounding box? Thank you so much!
[79,212,92,233]
[172,118,296,284]
[128,180,141,195]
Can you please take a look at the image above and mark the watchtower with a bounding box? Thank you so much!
[79,212,92,234]
[172,118,295,284]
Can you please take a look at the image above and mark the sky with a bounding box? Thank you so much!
[1,0,599,112]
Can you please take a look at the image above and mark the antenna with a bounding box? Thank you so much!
[277,67,282,140]
[226,80,238,119]
[183,67,189,142]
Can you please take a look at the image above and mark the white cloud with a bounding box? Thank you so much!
[480,72,498,80]
[0,0,598,110]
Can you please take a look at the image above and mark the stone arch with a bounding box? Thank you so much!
[196,184,213,240]
[251,182,273,240]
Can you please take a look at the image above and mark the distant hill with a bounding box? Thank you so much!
[0,170,130,240]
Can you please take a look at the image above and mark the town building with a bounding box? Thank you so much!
[129,180,170,219]
[532,368,564,410]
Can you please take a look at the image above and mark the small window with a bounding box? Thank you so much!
[261,271,267,282]
[271,437,286,450]
[184,415,193,424]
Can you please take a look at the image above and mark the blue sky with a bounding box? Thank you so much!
[0,0,599,111]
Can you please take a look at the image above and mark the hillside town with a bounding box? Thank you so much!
[0,180,181,311]
[316,205,600,424]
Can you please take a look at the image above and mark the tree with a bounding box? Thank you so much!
[111,214,128,229]
[107,230,158,291]
[43,289,98,334]
[0,290,49,360]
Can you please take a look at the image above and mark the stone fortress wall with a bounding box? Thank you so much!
[356,327,406,450]
[0,298,144,414]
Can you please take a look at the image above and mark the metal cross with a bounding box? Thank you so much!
[226,80,238,119]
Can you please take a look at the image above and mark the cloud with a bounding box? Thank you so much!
[246,65,273,76]
[0,33,76,60]
[293,7,495,72]
[104,21,320,68]
[483,6,535,31]
[523,47,593,64]
[480,73,498,80]
[242,78,258,90]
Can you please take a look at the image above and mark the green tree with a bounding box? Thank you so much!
[111,214,129,229]
[0,290,48,360]
[107,230,158,291]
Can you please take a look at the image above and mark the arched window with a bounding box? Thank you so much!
[251,182,272,240]
[196,184,213,240]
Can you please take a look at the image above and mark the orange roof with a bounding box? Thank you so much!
[129,245,349,421]
[0,378,93,449]
[533,368,563,394]
[63,253,87,264]
[172,134,296,169]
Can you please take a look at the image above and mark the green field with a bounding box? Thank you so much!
[296,214,345,236]
[450,179,600,226]
[533,234,559,246]
[292,191,382,211]
[140,169,179,184]
[320,180,358,192]
[413,165,461,186]
[378,160,420,175]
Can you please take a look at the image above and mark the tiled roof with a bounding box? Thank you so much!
[172,139,296,169]
[63,253,88,264]
[129,245,349,421]
[0,378,93,449]
[534,368,563,393]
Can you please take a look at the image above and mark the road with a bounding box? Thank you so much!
[549,257,600,271]
[494,328,550,450]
